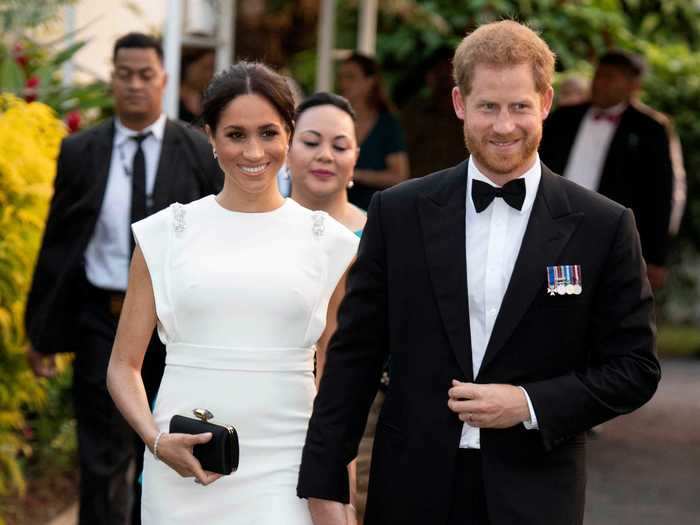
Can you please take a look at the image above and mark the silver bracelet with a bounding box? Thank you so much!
[153,431,166,460]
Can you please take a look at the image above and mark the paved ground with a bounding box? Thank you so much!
[45,358,699,525]
[47,504,76,525]
[585,357,700,524]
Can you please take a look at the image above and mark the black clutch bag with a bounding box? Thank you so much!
[169,408,239,475]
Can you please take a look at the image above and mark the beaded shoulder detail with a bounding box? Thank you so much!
[171,203,186,235]
[311,211,325,239]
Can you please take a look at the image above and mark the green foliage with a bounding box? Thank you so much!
[657,322,700,357]
[0,1,111,128]
[26,365,76,475]
[0,94,71,497]
[641,43,700,244]
[0,0,75,34]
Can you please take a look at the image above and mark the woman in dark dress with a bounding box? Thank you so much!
[337,53,410,210]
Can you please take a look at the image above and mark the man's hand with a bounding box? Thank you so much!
[647,264,667,290]
[308,498,347,525]
[26,344,57,378]
[447,381,530,429]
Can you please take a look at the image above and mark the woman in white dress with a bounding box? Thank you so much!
[106,62,359,524]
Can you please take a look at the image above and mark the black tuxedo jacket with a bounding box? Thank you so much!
[539,102,674,266]
[297,161,660,525]
[26,118,223,355]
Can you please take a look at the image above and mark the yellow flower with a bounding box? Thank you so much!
[0,94,66,496]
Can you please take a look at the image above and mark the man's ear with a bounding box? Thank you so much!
[541,85,554,120]
[452,86,466,120]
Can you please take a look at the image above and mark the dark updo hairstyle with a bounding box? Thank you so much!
[295,92,356,123]
[342,52,395,114]
[201,61,295,136]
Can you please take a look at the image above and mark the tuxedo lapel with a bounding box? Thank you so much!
[152,120,181,212]
[89,119,115,214]
[479,167,583,375]
[417,161,473,381]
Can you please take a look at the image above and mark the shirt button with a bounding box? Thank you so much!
[489,308,497,316]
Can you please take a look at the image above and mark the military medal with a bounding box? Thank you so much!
[564,265,576,295]
[572,264,583,295]
[547,264,583,296]
[547,266,557,295]
[555,266,566,295]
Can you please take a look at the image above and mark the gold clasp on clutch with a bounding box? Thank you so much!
[193,408,214,422]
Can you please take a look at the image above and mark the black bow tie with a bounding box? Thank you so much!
[471,178,526,213]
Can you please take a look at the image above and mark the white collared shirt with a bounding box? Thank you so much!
[84,114,167,291]
[563,103,627,191]
[460,155,540,449]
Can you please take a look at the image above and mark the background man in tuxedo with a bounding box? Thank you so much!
[25,33,222,524]
[298,21,660,525]
[539,50,677,289]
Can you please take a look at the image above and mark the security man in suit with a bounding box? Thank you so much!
[540,50,677,289]
[25,33,222,524]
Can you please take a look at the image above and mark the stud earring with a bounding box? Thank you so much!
[347,179,354,189]
[213,149,218,159]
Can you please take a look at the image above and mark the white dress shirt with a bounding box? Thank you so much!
[460,155,540,449]
[563,103,626,191]
[84,114,167,291]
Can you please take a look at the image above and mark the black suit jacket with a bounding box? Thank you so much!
[26,118,223,355]
[297,161,660,525]
[539,102,674,265]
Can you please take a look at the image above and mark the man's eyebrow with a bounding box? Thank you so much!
[116,66,155,72]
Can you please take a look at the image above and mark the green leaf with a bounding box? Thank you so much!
[0,58,25,94]
[50,41,87,68]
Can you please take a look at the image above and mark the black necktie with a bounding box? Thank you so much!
[129,132,151,254]
[471,178,526,213]
[130,133,151,224]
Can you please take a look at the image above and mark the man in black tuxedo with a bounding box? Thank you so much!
[25,33,222,524]
[539,50,675,290]
[298,21,660,525]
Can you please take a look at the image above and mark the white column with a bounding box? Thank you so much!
[216,0,236,72]
[316,0,336,92]
[163,0,184,119]
[62,4,76,87]
[357,0,378,56]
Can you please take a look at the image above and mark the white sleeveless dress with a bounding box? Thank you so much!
[132,195,359,525]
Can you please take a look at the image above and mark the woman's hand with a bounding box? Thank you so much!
[154,432,223,485]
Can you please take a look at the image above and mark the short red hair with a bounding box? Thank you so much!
[452,20,555,96]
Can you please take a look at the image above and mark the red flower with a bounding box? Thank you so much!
[66,110,81,133]
[13,42,29,68]
[24,75,39,103]
[22,425,34,440]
